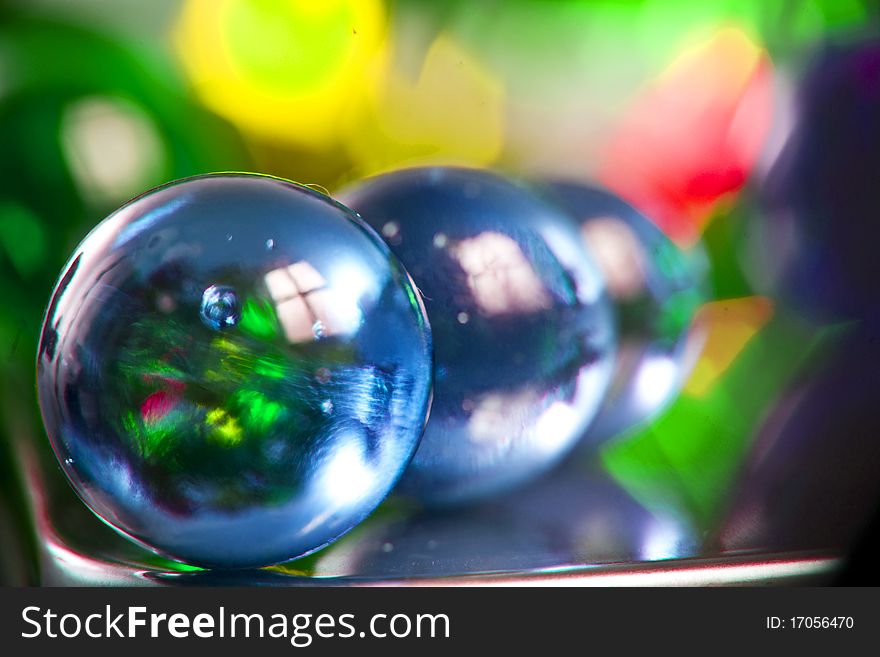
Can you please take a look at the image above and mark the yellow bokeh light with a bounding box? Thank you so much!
[173,0,387,148]
[683,296,774,397]
[344,35,505,176]
[655,26,764,99]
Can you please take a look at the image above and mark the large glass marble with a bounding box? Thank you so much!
[546,182,708,441]
[36,173,433,568]
[339,167,615,505]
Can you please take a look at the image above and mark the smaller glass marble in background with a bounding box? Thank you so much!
[36,173,433,568]
[545,181,709,442]
[340,167,616,506]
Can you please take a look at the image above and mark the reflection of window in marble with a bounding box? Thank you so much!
[580,218,646,300]
[449,232,552,316]
[264,261,350,343]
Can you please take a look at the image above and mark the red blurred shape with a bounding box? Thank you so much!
[140,384,183,423]
[599,27,773,246]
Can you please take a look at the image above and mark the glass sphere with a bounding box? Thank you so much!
[339,167,615,505]
[546,182,708,441]
[36,173,433,568]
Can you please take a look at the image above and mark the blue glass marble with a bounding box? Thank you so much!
[340,167,615,505]
[36,173,433,568]
[546,182,708,441]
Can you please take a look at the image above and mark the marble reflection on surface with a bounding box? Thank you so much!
[310,459,698,578]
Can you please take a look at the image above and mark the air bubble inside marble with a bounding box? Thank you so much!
[199,285,241,330]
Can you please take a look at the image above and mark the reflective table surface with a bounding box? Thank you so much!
[13,433,840,587]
